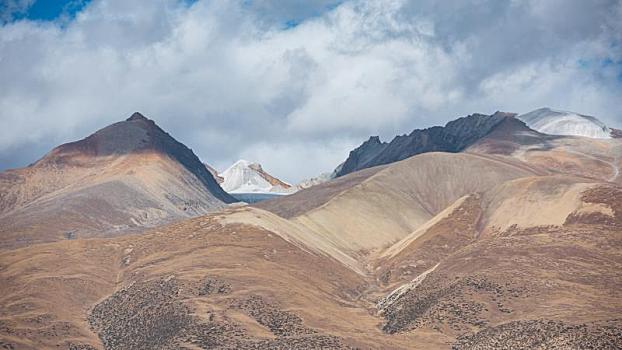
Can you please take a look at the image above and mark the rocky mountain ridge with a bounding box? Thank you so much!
[335,111,514,177]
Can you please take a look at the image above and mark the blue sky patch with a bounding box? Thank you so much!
[3,0,89,23]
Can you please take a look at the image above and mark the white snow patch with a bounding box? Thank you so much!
[518,107,611,139]
[220,159,294,194]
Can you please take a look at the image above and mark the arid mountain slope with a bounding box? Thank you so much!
[467,116,622,184]
[375,175,614,283]
[0,212,420,350]
[1,174,620,350]
[0,113,236,249]
[373,181,621,348]
[256,152,540,262]
[379,221,621,346]
[256,165,385,218]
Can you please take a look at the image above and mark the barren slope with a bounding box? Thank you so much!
[1,176,620,350]
[0,113,235,249]
[0,212,429,350]
[468,116,622,184]
[257,152,540,260]
[371,179,621,348]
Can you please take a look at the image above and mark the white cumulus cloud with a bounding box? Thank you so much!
[0,0,621,182]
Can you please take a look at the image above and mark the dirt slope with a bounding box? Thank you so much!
[468,116,622,184]
[258,152,540,260]
[371,179,621,348]
[0,213,425,350]
[0,113,235,249]
[2,176,620,350]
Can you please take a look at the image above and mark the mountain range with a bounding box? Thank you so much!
[333,111,513,177]
[0,108,621,349]
[334,108,620,177]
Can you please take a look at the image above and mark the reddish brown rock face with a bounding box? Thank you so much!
[248,162,291,189]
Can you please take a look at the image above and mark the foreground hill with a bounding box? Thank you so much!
[0,214,377,349]
[377,187,621,345]
[0,113,236,249]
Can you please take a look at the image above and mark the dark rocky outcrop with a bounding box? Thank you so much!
[466,115,556,155]
[335,136,389,176]
[334,112,514,177]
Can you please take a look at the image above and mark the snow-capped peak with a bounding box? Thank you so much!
[517,108,611,139]
[219,159,294,194]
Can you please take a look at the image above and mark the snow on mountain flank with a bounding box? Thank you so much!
[518,108,611,139]
[296,172,332,190]
[219,160,294,194]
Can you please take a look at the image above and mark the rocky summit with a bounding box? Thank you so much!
[334,111,513,177]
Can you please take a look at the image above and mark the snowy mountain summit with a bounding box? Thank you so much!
[518,108,611,139]
[220,160,294,194]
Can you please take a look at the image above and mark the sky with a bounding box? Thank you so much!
[1,0,621,183]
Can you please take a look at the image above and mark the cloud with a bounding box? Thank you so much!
[0,0,35,23]
[0,0,621,182]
